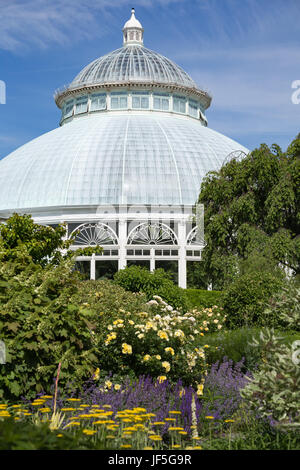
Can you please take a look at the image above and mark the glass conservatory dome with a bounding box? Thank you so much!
[69,46,199,90]
[0,8,248,215]
[0,113,248,211]
[0,8,250,288]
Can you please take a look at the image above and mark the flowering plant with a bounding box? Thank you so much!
[95,296,226,385]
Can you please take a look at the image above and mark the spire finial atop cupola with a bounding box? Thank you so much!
[123,8,144,46]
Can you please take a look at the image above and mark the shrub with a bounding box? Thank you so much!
[196,328,263,371]
[240,329,300,428]
[221,271,285,328]
[263,284,300,331]
[114,266,188,311]
[194,327,300,371]
[70,279,149,321]
[185,289,222,309]
[0,252,99,400]
[93,295,217,386]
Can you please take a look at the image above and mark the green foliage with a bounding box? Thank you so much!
[198,135,300,289]
[240,329,300,428]
[198,328,262,370]
[0,214,109,399]
[185,289,222,309]
[264,283,300,330]
[199,417,300,450]
[0,214,72,267]
[0,418,102,450]
[114,265,188,311]
[0,253,99,399]
[198,327,300,371]
[70,279,149,320]
[0,213,102,267]
[221,271,285,328]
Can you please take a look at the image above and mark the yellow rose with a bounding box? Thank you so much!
[165,347,175,356]
[157,376,167,383]
[162,361,171,372]
[122,343,132,355]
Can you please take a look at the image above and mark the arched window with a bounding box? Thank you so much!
[186,226,205,246]
[127,222,178,245]
[70,223,118,246]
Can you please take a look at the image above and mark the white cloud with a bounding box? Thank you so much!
[0,0,185,51]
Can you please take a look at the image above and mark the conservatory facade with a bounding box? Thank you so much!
[0,9,248,288]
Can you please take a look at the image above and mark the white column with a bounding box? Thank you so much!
[91,253,96,280]
[150,247,155,272]
[118,219,127,270]
[178,220,187,289]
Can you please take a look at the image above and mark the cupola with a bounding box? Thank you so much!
[123,8,144,46]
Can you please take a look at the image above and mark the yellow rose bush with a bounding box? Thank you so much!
[95,296,226,385]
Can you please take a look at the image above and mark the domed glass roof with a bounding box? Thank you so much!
[69,46,198,90]
[0,113,248,211]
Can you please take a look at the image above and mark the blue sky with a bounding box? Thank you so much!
[0,0,299,159]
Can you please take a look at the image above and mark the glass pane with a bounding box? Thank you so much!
[64,101,74,118]
[127,260,150,269]
[75,97,88,115]
[141,97,149,109]
[111,97,119,109]
[189,103,198,117]
[90,94,106,111]
[153,97,161,109]
[132,96,140,108]
[162,98,169,110]
[120,96,128,108]
[74,261,90,280]
[95,260,118,280]
[173,98,179,112]
[155,260,178,284]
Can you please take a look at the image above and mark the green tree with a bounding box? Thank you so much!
[0,214,72,266]
[0,214,103,398]
[0,213,101,267]
[196,134,300,289]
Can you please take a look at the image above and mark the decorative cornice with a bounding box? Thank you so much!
[54,81,212,109]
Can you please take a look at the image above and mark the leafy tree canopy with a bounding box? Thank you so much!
[0,213,101,267]
[196,134,300,289]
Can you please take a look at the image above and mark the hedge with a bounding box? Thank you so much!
[185,289,222,309]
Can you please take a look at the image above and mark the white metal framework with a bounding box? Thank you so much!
[30,205,205,288]
[71,223,118,246]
